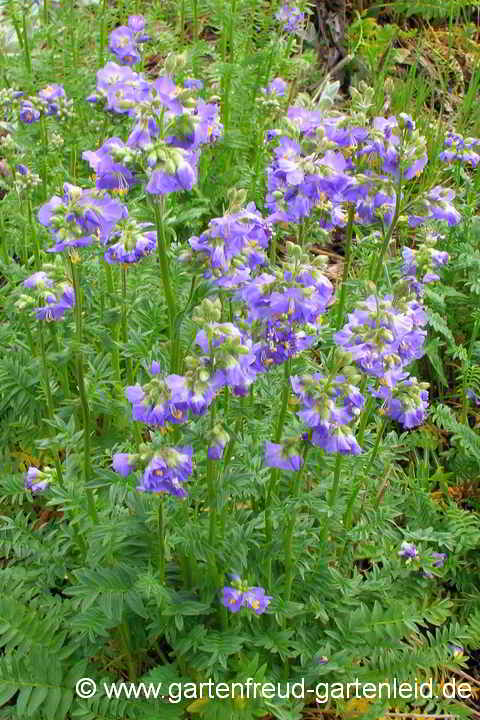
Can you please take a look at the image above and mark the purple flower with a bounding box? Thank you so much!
[19,101,40,124]
[34,285,75,321]
[440,132,480,168]
[23,271,54,289]
[448,644,465,657]
[432,552,447,568]
[39,184,127,251]
[37,84,66,115]
[184,78,204,90]
[138,446,193,495]
[112,453,136,476]
[25,467,49,493]
[221,581,272,614]
[275,2,304,32]
[263,78,287,97]
[264,441,303,471]
[292,373,364,456]
[372,375,428,429]
[128,14,145,32]
[105,229,156,264]
[334,295,427,382]
[243,587,272,614]
[467,389,480,406]
[108,26,137,64]
[222,587,244,613]
[208,424,229,460]
[125,372,189,426]
[146,156,197,195]
[398,541,418,559]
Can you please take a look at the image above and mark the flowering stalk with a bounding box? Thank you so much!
[320,452,343,545]
[26,195,41,269]
[38,323,64,485]
[119,621,137,681]
[192,0,198,42]
[153,200,178,372]
[158,496,165,584]
[265,360,291,586]
[284,444,309,601]
[343,416,388,530]
[98,0,108,68]
[121,265,133,384]
[48,324,70,399]
[335,204,355,329]
[179,0,185,42]
[104,264,122,384]
[21,10,32,80]
[69,258,97,523]
[370,171,403,283]
[207,404,218,551]
[40,116,49,200]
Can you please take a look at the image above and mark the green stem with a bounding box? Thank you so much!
[104,263,122,384]
[336,204,355,329]
[98,0,108,68]
[153,200,177,372]
[356,388,373,449]
[40,116,49,201]
[158,496,165,583]
[22,11,32,80]
[370,170,403,283]
[192,0,198,41]
[43,0,48,28]
[356,417,388,517]
[265,360,291,587]
[39,323,63,485]
[344,416,388,530]
[179,0,185,43]
[119,622,136,681]
[49,323,70,399]
[121,265,133,384]
[207,403,217,547]
[320,453,343,545]
[70,259,97,523]
[8,0,23,50]
[284,445,309,601]
[26,195,41,268]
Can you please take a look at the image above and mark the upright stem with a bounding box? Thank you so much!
[153,200,177,372]
[320,452,343,545]
[336,204,355,329]
[39,323,63,485]
[370,170,403,283]
[49,324,70,399]
[344,416,388,530]
[356,416,388,518]
[179,0,185,43]
[98,0,108,68]
[104,263,122,384]
[158,496,165,583]
[121,265,133,384]
[22,11,32,80]
[40,116,49,201]
[119,621,137,681]
[207,403,217,547]
[192,0,198,42]
[70,259,97,523]
[265,360,291,587]
[284,445,309,602]
[26,195,41,268]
